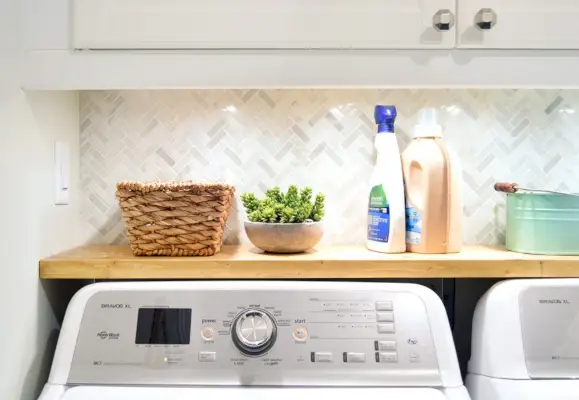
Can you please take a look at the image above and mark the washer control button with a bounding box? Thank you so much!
[336,302,349,310]
[344,352,366,363]
[201,326,215,340]
[376,352,398,363]
[312,352,333,362]
[293,326,308,341]
[409,351,420,363]
[375,301,393,311]
[375,340,397,351]
[377,323,395,334]
[198,351,217,362]
[376,312,394,322]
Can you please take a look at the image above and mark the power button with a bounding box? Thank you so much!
[293,326,308,341]
[201,326,215,340]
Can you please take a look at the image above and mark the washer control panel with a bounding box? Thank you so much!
[68,288,442,386]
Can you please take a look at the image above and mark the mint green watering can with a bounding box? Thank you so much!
[496,182,579,255]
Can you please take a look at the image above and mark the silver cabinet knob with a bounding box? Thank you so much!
[433,9,455,31]
[475,8,497,30]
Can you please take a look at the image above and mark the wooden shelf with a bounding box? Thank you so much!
[38,245,579,280]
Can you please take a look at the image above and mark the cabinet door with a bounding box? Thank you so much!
[73,0,456,49]
[458,0,579,48]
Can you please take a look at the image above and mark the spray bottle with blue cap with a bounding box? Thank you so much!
[367,105,406,253]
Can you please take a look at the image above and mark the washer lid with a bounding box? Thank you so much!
[61,387,448,400]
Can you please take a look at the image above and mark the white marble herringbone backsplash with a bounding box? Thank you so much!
[79,89,579,246]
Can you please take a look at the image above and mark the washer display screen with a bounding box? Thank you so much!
[135,308,192,345]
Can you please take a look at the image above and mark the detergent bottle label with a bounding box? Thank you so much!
[368,185,390,242]
[406,205,422,244]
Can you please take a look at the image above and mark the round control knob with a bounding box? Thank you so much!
[232,309,277,356]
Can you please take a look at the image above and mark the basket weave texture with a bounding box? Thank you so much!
[116,181,235,256]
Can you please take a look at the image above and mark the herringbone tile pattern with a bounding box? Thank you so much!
[79,89,579,245]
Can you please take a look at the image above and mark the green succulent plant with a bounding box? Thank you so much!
[241,185,325,223]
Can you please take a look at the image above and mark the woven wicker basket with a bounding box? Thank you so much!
[116,181,235,256]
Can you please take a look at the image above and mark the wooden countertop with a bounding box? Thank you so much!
[38,245,579,279]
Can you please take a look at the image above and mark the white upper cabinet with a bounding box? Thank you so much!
[22,0,579,88]
[458,0,579,48]
[73,0,457,50]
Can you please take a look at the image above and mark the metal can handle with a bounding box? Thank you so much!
[494,182,518,193]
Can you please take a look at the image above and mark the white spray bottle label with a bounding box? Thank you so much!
[368,184,390,242]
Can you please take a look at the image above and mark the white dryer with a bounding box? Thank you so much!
[467,279,579,400]
[39,281,470,400]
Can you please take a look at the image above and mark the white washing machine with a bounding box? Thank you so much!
[39,281,470,400]
[467,279,579,400]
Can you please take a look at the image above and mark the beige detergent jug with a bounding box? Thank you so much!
[402,108,462,254]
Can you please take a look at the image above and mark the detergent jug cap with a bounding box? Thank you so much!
[414,108,443,138]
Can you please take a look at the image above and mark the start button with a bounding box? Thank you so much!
[293,326,308,341]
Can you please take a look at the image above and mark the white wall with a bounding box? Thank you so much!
[0,0,82,398]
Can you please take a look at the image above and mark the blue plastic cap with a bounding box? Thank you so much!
[374,105,397,123]
[374,105,397,133]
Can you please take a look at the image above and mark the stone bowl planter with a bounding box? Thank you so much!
[244,221,323,254]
